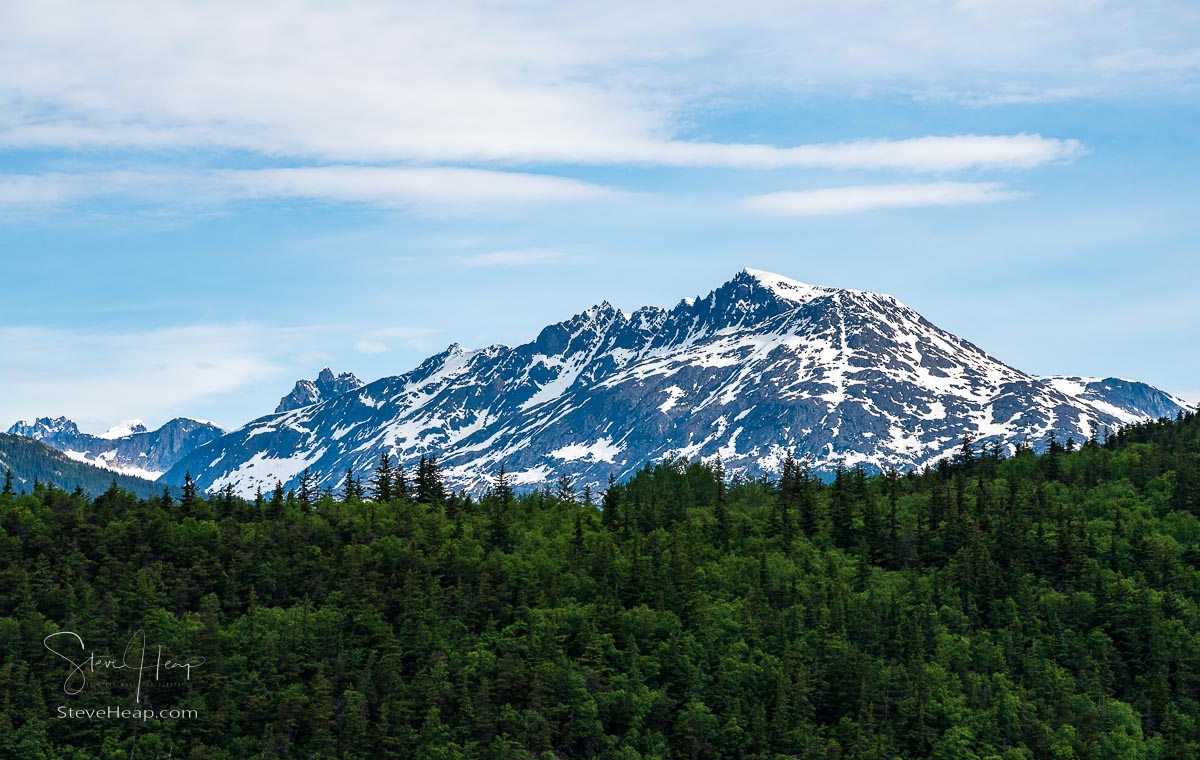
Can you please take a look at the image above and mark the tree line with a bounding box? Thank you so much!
[1,411,1199,757]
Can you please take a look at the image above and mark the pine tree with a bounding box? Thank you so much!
[555,472,576,503]
[342,467,360,502]
[797,457,819,537]
[714,485,731,550]
[415,455,446,504]
[601,473,621,531]
[831,466,854,550]
[181,470,198,507]
[370,453,395,503]
[298,468,316,507]
[773,451,798,539]
[394,462,409,501]
[955,434,976,475]
[270,480,285,515]
[1,468,12,496]
[493,465,514,506]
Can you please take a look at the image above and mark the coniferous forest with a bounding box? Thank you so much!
[2,411,1200,759]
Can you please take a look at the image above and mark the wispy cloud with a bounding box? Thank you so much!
[0,1,1117,169]
[743,182,1025,216]
[0,167,619,214]
[0,324,317,431]
[354,326,440,355]
[462,248,568,268]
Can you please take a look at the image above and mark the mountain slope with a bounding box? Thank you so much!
[0,433,167,498]
[6,416,225,479]
[165,269,1190,494]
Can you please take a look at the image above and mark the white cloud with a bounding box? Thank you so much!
[354,326,440,355]
[0,167,618,214]
[743,181,1025,216]
[354,340,391,355]
[0,1,1130,170]
[463,248,567,268]
[0,324,314,432]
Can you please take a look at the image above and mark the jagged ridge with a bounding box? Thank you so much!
[163,269,1190,495]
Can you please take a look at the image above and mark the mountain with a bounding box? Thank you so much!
[0,433,166,498]
[6,416,226,480]
[275,368,365,413]
[164,269,1191,495]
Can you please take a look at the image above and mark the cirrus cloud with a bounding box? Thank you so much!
[743,181,1026,216]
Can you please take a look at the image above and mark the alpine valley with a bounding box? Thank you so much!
[137,269,1186,496]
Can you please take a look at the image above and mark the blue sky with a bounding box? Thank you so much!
[1,0,1198,432]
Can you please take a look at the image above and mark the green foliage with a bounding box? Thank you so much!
[0,432,165,498]
[3,410,1200,757]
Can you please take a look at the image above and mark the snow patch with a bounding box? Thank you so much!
[99,420,146,439]
[549,437,623,464]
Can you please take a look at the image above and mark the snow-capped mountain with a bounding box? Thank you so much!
[6,416,226,480]
[164,269,1191,495]
[275,368,365,413]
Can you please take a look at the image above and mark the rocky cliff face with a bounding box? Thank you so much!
[162,269,1190,495]
[275,368,365,413]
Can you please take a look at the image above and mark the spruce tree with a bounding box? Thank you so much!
[370,453,394,503]
[493,465,514,506]
[270,480,285,516]
[831,466,854,550]
[298,468,316,507]
[181,470,198,507]
[342,468,359,502]
[555,472,576,503]
[601,473,620,531]
[415,456,446,504]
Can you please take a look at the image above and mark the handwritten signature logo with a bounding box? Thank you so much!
[44,630,205,703]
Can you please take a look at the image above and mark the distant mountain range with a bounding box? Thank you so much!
[5,416,225,480]
[138,269,1189,495]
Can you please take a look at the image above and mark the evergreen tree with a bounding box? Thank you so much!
[831,465,854,549]
[181,470,198,507]
[270,480,285,513]
[555,472,576,503]
[371,453,395,503]
[342,467,360,502]
[493,465,514,506]
[601,473,620,531]
[415,455,446,504]
[298,468,316,507]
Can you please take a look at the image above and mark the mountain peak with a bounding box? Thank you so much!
[7,416,80,439]
[738,268,823,300]
[164,268,1190,497]
[276,368,366,413]
[100,419,148,439]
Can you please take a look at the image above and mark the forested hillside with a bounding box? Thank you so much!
[2,411,1200,758]
[0,432,167,499]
